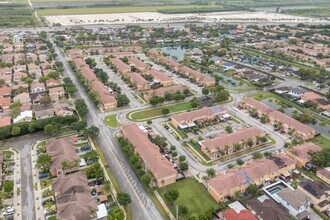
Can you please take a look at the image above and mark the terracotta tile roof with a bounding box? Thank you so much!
[127,72,149,86]
[242,97,274,114]
[208,154,295,194]
[53,172,97,220]
[121,123,177,180]
[289,142,322,161]
[146,69,172,83]
[147,85,187,98]
[201,127,265,152]
[0,97,10,107]
[171,107,216,124]
[128,57,148,70]
[46,137,79,176]
[72,58,86,68]
[49,86,65,94]
[0,86,11,97]
[90,80,117,104]
[0,116,11,127]
[111,58,131,73]
[45,79,61,86]
[81,66,98,82]
[301,92,320,101]
[317,167,330,181]
[242,97,315,134]
[222,209,257,220]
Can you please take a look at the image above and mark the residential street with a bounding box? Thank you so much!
[51,37,162,220]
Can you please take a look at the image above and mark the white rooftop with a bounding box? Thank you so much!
[97,204,107,219]
[13,110,33,123]
[228,201,246,214]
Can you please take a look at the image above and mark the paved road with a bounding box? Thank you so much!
[3,133,48,220]
[51,36,161,220]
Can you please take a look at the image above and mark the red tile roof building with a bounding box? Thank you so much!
[110,58,131,74]
[221,208,257,220]
[200,127,266,159]
[144,85,187,101]
[120,123,177,188]
[128,57,149,72]
[286,142,322,168]
[208,154,296,202]
[241,97,315,140]
[146,69,173,87]
[127,72,150,91]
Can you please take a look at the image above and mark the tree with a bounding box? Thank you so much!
[172,151,178,157]
[164,92,173,100]
[179,162,189,170]
[206,168,216,179]
[179,155,186,162]
[247,138,254,148]
[70,120,87,132]
[47,71,60,79]
[183,89,190,96]
[11,126,21,136]
[40,96,52,106]
[82,150,99,163]
[9,102,22,118]
[116,94,130,107]
[310,148,330,169]
[117,192,132,206]
[161,108,170,115]
[149,96,159,106]
[86,162,104,179]
[225,126,233,134]
[39,76,49,83]
[252,152,263,160]
[178,205,188,216]
[215,90,229,102]
[83,126,100,138]
[247,184,260,196]
[236,158,244,166]
[107,207,124,220]
[173,93,185,102]
[75,99,88,117]
[164,189,179,205]
[3,180,14,193]
[36,154,51,172]
[44,124,57,136]
[202,88,209,96]
[141,173,152,185]
[227,163,234,169]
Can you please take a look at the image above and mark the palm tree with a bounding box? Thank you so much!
[224,145,230,155]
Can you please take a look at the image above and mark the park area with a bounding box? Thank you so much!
[104,114,122,128]
[158,178,219,218]
[128,101,194,121]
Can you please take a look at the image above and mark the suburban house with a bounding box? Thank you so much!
[146,69,173,87]
[241,97,316,140]
[219,201,257,220]
[45,79,61,87]
[0,87,12,98]
[0,116,11,128]
[178,66,216,87]
[13,110,33,123]
[35,108,54,120]
[66,48,83,58]
[171,106,227,129]
[143,85,187,101]
[31,82,46,94]
[286,142,322,168]
[288,88,307,98]
[52,171,98,219]
[247,195,291,220]
[13,92,30,104]
[316,167,330,184]
[48,87,65,102]
[46,137,80,177]
[111,57,131,74]
[301,92,320,102]
[30,93,46,105]
[276,187,311,220]
[315,99,330,111]
[54,104,74,117]
[298,179,330,212]
[128,57,149,72]
[207,154,296,202]
[13,71,27,81]
[126,72,150,91]
[120,123,177,188]
[199,127,266,159]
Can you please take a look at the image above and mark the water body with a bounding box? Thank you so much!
[261,98,330,137]
[160,45,194,61]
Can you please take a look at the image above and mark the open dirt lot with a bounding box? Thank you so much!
[43,11,330,26]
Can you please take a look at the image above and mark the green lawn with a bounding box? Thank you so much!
[38,5,223,16]
[128,102,193,121]
[158,178,219,218]
[311,135,330,149]
[104,114,122,128]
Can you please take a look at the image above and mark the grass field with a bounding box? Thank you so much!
[283,6,330,18]
[311,135,330,149]
[128,102,193,121]
[0,3,38,28]
[37,5,223,16]
[104,114,122,128]
[158,178,219,218]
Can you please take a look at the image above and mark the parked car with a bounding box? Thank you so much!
[16,178,20,184]
[41,198,53,206]
[39,173,49,179]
